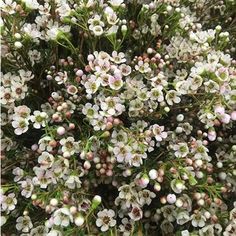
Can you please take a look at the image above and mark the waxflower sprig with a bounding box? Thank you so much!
[1,0,236,236]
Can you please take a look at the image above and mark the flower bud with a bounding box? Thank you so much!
[14,41,23,48]
[167,194,176,204]
[164,107,170,112]
[106,122,113,130]
[75,214,84,226]
[50,198,58,207]
[57,126,66,135]
[121,25,127,35]
[92,195,102,209]
[101,131,110,138]
[231,111,236,120]
[14,33,21,39]
[215,25,222,32]
[148,169,158,180]
[175,199,183,207]
[154,182,161,191]
[138,174,149,188]
[84,160,91,170]
[31,144,38,151]
[31,194,37,200]
[160,196,167,204]
[176,114,184,122]
[70,206,77,215]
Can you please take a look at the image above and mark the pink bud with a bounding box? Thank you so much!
[76,69,83,76]
[106,170,113,176]
[106,122,113,130]
[220,114,230,124]
[107,116,114,123]
[31,144,38,151]
[208,130,216,141]
[113,118,120,126]
[57,126,66,135]
[69,123,75,130]
[231,111,236,120]
[137,175,149,188]
[167,194,177,204]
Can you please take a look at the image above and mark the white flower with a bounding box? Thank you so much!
[12,167,24,182]
[13,105,31,120]
[22,0,39,9]
[38,152,55,169]
[199,225,215,236]
[150,88,164,102]
[113,143,132,163]
[111,130,128,144]
[129,153,144,167]
[38,136,53,152]
[176,211,190,225]
[1,136,14,151]
[0,216,7,226]
[65,175,81,189]
[191,213,206,228]
[11,82,28,100]
[173,142,189,158]
[223,222,236,236]
[23,23,41,40]
[84,75,101,94]
[19,70,34,82]
[161,205,177,222]
[45,21,70,41]
[100,96,125,117]
[165,90,181,105]
[176,80,190,95]
[106,11,119,25]
[119,64,131,76]
[108,75,124,90]
[16,216,33,233]
[82,103,99,119]
[119,218,133,236]
[111,51,126,64]
[60,137,78,157]
[53,208,73,227]
[108,0,124,7]
[30,111,48,129]
[88,15,104,29]
[1,193,17,213]
[88,15,104,36]
[181,230,190,236]
[56,2,71,17]
[0,0,16,14]
[96,209,116,232]
[29,225,48,235]
[128,206,143,221]
[152,124,167,142]
[12,118,29,135]
[138,190,156,206]
[93,25,104,36]
[90,116,106,131]
[20,178,34,198]
[33,167,52,189]
[47,229,62,236]
[135,61,151,73]
[54,71,68,85]
[28,50,41,65]
[106,25,118,35]
[0,87,15,105]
